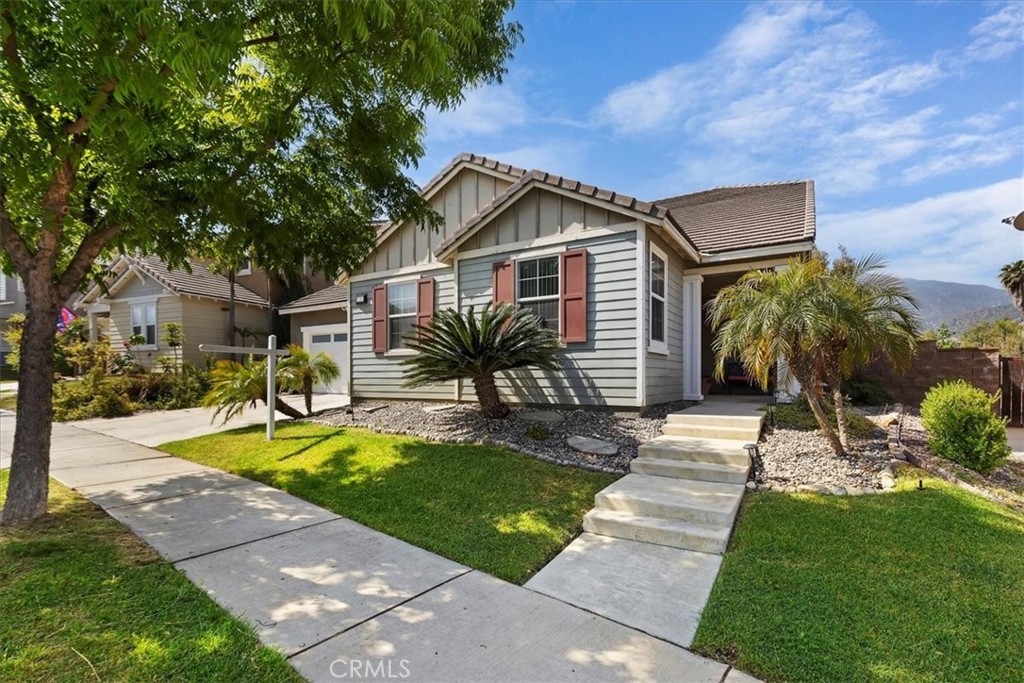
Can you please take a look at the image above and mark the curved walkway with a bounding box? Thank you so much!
[1,410,757,682]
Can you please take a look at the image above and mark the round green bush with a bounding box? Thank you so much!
[920,380,1011,474]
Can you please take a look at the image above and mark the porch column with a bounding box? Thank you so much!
[682,274,704,401]
[775,264,800,403]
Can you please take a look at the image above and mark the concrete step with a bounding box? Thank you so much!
[661,423,761,441]
[665,412,764,429]
[638,435,751,467]
[583,509,732,554]
[630,456,749,484]
[594,474,744,526]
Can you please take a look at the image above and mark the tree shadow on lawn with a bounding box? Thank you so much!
[692,474,1024,683]
[227,429,614,585]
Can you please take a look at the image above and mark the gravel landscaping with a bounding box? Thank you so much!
[753,408,892,493]
[315,400,694,473]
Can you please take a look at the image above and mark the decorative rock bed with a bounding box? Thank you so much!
[312,400,692,473]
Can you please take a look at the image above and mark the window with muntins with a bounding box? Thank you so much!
[131,302,157,345]
[650,246,668,352]
[388,282,417,350]
[517,256,560,331]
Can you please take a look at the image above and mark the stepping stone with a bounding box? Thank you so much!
[518,410,563,424]
[423,404,457,413]
[567,435,618,455]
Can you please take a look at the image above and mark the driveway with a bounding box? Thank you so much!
[0,411,756,683]
[66,393,349,446]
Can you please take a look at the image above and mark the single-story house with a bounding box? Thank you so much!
[283,153,815,408]
[78,255,275,370]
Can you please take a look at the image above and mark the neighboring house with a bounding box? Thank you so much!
[295,153,815,409]
[0,272,27,367]
[78,255,277,370]
[278,284,350,393]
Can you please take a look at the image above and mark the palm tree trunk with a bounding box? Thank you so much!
[272,396,306,420]
[831,383,850,448]
[472,373,508,419]
[806,390,845,456]
[303,375,313,415]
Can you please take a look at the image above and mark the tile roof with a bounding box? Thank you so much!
[278,283,349,313]
[129,255,268,307]
[655,181,815,254]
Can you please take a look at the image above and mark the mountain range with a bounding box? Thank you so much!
[899,278,1019,332]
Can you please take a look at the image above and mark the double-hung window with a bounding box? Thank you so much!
[130,302,157,346]
[517,256,560,331]
[649,245,668,354]
[387,281,417,350]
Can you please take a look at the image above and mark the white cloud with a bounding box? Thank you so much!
[481,140,588,178]
[819,178,1024,285]
[425,83,528,141]
[964,2,1024,62]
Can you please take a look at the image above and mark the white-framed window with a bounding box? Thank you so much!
[387,281,417,350]
[649,243,668,355]
[130,302,157,346]
[517,255,560,331]
[0,275,6,301]
[236,259,252,276]
[16,276,24,292]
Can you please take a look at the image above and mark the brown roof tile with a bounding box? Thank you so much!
[278,283,349,313]
[129,256,268,307]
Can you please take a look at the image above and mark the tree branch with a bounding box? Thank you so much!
[0,182,34,277]
[1,8,49,134]
[57,220,126,301]
[244,31,280,47]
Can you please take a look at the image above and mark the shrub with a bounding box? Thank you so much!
[53,371,136,421]
[844,374,893,406]
[920,380,1011,474]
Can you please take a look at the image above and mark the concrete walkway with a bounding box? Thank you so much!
[527,399,765,649]
[0,411,757,682]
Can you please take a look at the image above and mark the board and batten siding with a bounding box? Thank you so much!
[107,295,182,370]
[349,269,456,400]
[180,298,269,366]
[644,229,686,405]
[457,231,639,408]
[355,167,513,275]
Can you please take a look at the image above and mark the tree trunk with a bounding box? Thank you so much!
[227,270,237,363]
[832,383,850,449]
[472,374,508,419]
[805,390,845,456]
[303,375,313,416]
[273,396,306,420]
[2,282,60,524]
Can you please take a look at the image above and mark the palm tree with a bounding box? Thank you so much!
[708,251,919,455]
[999,261,1024,317]
[202,358,305,423]
[401,303,562,419]
[278,344,341,415]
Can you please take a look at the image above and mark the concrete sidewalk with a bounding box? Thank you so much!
[2,413,757,682]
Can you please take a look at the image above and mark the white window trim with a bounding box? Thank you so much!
[16,276,24,292]
[0,276,6,301]
[236,259,252,276]
[385,278,418,354]
[515,254,561,336]
[129,301,158,350]
[649,242,669,356]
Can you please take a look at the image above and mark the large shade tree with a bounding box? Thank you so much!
[0,0,521,522]
[708,251,918,456]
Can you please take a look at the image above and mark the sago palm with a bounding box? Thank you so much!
[278,344,341,415]
[202,358,305,423]
[999,261,1024,316]
[401,303,562,419]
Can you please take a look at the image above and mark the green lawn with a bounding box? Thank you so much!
[160,422,617,584]
[0,472,301,683]
[693,466,1024,683]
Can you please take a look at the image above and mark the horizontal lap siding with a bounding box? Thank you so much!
[108,296,183,370]
[181,299,269,366]
[645,230,686,405]
[350,270,456,400]
[457,232,638,407]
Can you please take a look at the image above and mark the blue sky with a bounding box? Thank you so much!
[418,1,1023,287]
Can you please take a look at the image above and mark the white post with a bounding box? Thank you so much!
[682,274,704,401]
[266,334,276,440]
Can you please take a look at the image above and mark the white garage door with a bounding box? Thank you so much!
[305,326,348,394]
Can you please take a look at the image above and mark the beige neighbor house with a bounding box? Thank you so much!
[78,255,282,370]
[284,153,815,409]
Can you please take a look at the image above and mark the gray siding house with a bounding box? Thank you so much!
[294,153,814,408]
[0,272,27,367]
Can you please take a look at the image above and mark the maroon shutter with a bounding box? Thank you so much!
[417,277,435,331]
[493,260,515,305]
[560,248,588,343]
[371,285,387,353]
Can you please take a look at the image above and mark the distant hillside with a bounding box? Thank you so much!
[899,278,1019,332]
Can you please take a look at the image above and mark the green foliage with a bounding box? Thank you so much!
[999,261,1024,317]
[525,424,550,441]
[53,371,136,421]
[921,380,1010,474]
[1,314,23,369]
[2,314,107,375]
[161,322,186,369]
[843,374,893,406]
[202,359,268,423]
[278,344,340,415]
[110,350,139,375]
[773,397,876,438]
[923,322,959,349]
[961,318,1024,356]
[51,363,210,420]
